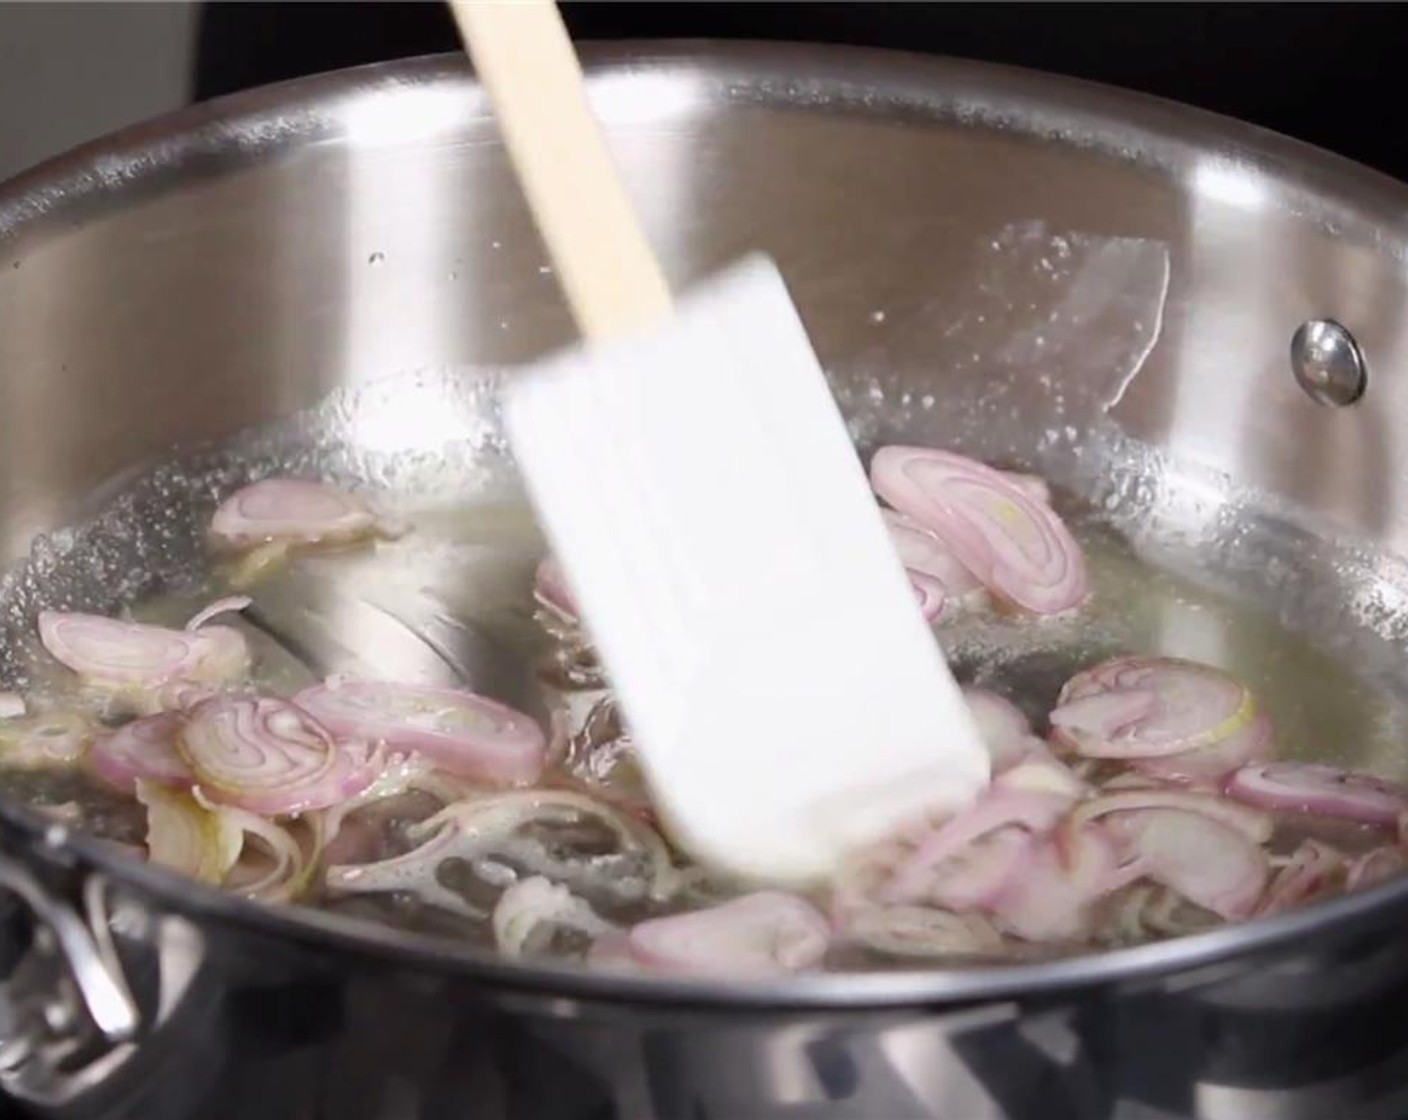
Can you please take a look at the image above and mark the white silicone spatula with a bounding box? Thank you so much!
[449,0,990,885]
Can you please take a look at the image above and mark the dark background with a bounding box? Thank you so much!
[194,2,1408,182]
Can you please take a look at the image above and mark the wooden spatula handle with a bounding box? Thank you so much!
[448,0,674,341]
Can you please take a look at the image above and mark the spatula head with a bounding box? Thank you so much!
[504,255,990,884]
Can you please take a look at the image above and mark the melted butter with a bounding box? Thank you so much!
[945,522,1408,776]
[10,491,1408,963]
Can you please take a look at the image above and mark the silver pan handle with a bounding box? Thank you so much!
[0,858,138,1054]
[0,845,208,1115]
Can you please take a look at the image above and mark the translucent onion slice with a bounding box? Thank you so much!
[404,768,485,807]
[882,510,986,622]
[492,876,614,959]
[1001,472,1051,506]
[136,779,242,885]
[962,687,1032,772]
[924,826,1033,910]
[0,711,92,770]
[989,826,1118,942]
[310,750,440,852]
[1103,808,1268,920]
[417,790,680,901]
[1140,889,1221,937]
[327,789,682,916]
[324,820,479,918]
[883,511,984,595]
[1099,772,1166,793]
[210,478,401,550]
[180,626,250,686]
[134,679,225,717]
[1106,884,1159,944]
[1072,787,1274,844]
[293,679,546,787]
[88,712,192,794]
[224,542,291,590]
[1224,761,1408,827]
[548,692,654,822]
[1132,714,1273,787]
[1051,657,1256,760]
[845,906,1004,959]
[882,788,1075,903]
[38,609,250,692]
[908,572,947,621]
[532,558,602,684]
[206,801,317,903]
[1107,884,1220,943]
[184,595,251,632]
[179,695,378,816]
[0,692,25,718]
[828,837,909,926]
[869,447,1088,615]
[993,746,1089,800]
[1256,839,1346,916]
[1346,846,1407,891]
[625,891,830,977]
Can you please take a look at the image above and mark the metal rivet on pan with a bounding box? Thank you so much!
[1291,318,1367,407]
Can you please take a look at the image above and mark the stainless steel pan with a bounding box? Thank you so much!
[2,43,1408,1120]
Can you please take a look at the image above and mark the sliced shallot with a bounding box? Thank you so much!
[328,789,681,917]
[293,679,546,787]
[136,779,242,885]
[1224,761,1408,828]
[1346,846,1407,892]
[207,798,318,903]
[962,687,1033,772]
[88,712,192,793]
[1256,839,1346,916]
[179,695,379,816]
[1051,656,1257,761]
[38,609,250,693]
[882,788,1075,904]
[908,572,947,621]
[845,906,1004,959]
[135,679,225,716]
[1138,889,1221,938]
[492,876,614,959]
[869,447,1088,615]
[922,826,1033,910]
[625,891,830,977]
[1104,808,1268,920]
[310,750,440,851]
[324,820,480,918]
[0,711,92,770]
[184,595,252,632]
[1001,471,1051,506]
[882,510,986,621]
[1132,714,1272,787]
[549,692,653,821]
[1107,884,1220,943]
[993,746,1088,800]
[988,825,1120,942]
[417,790,680,901]
[883,511,985,595]
[210,478,400,550]
[1072,787,1274,844]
